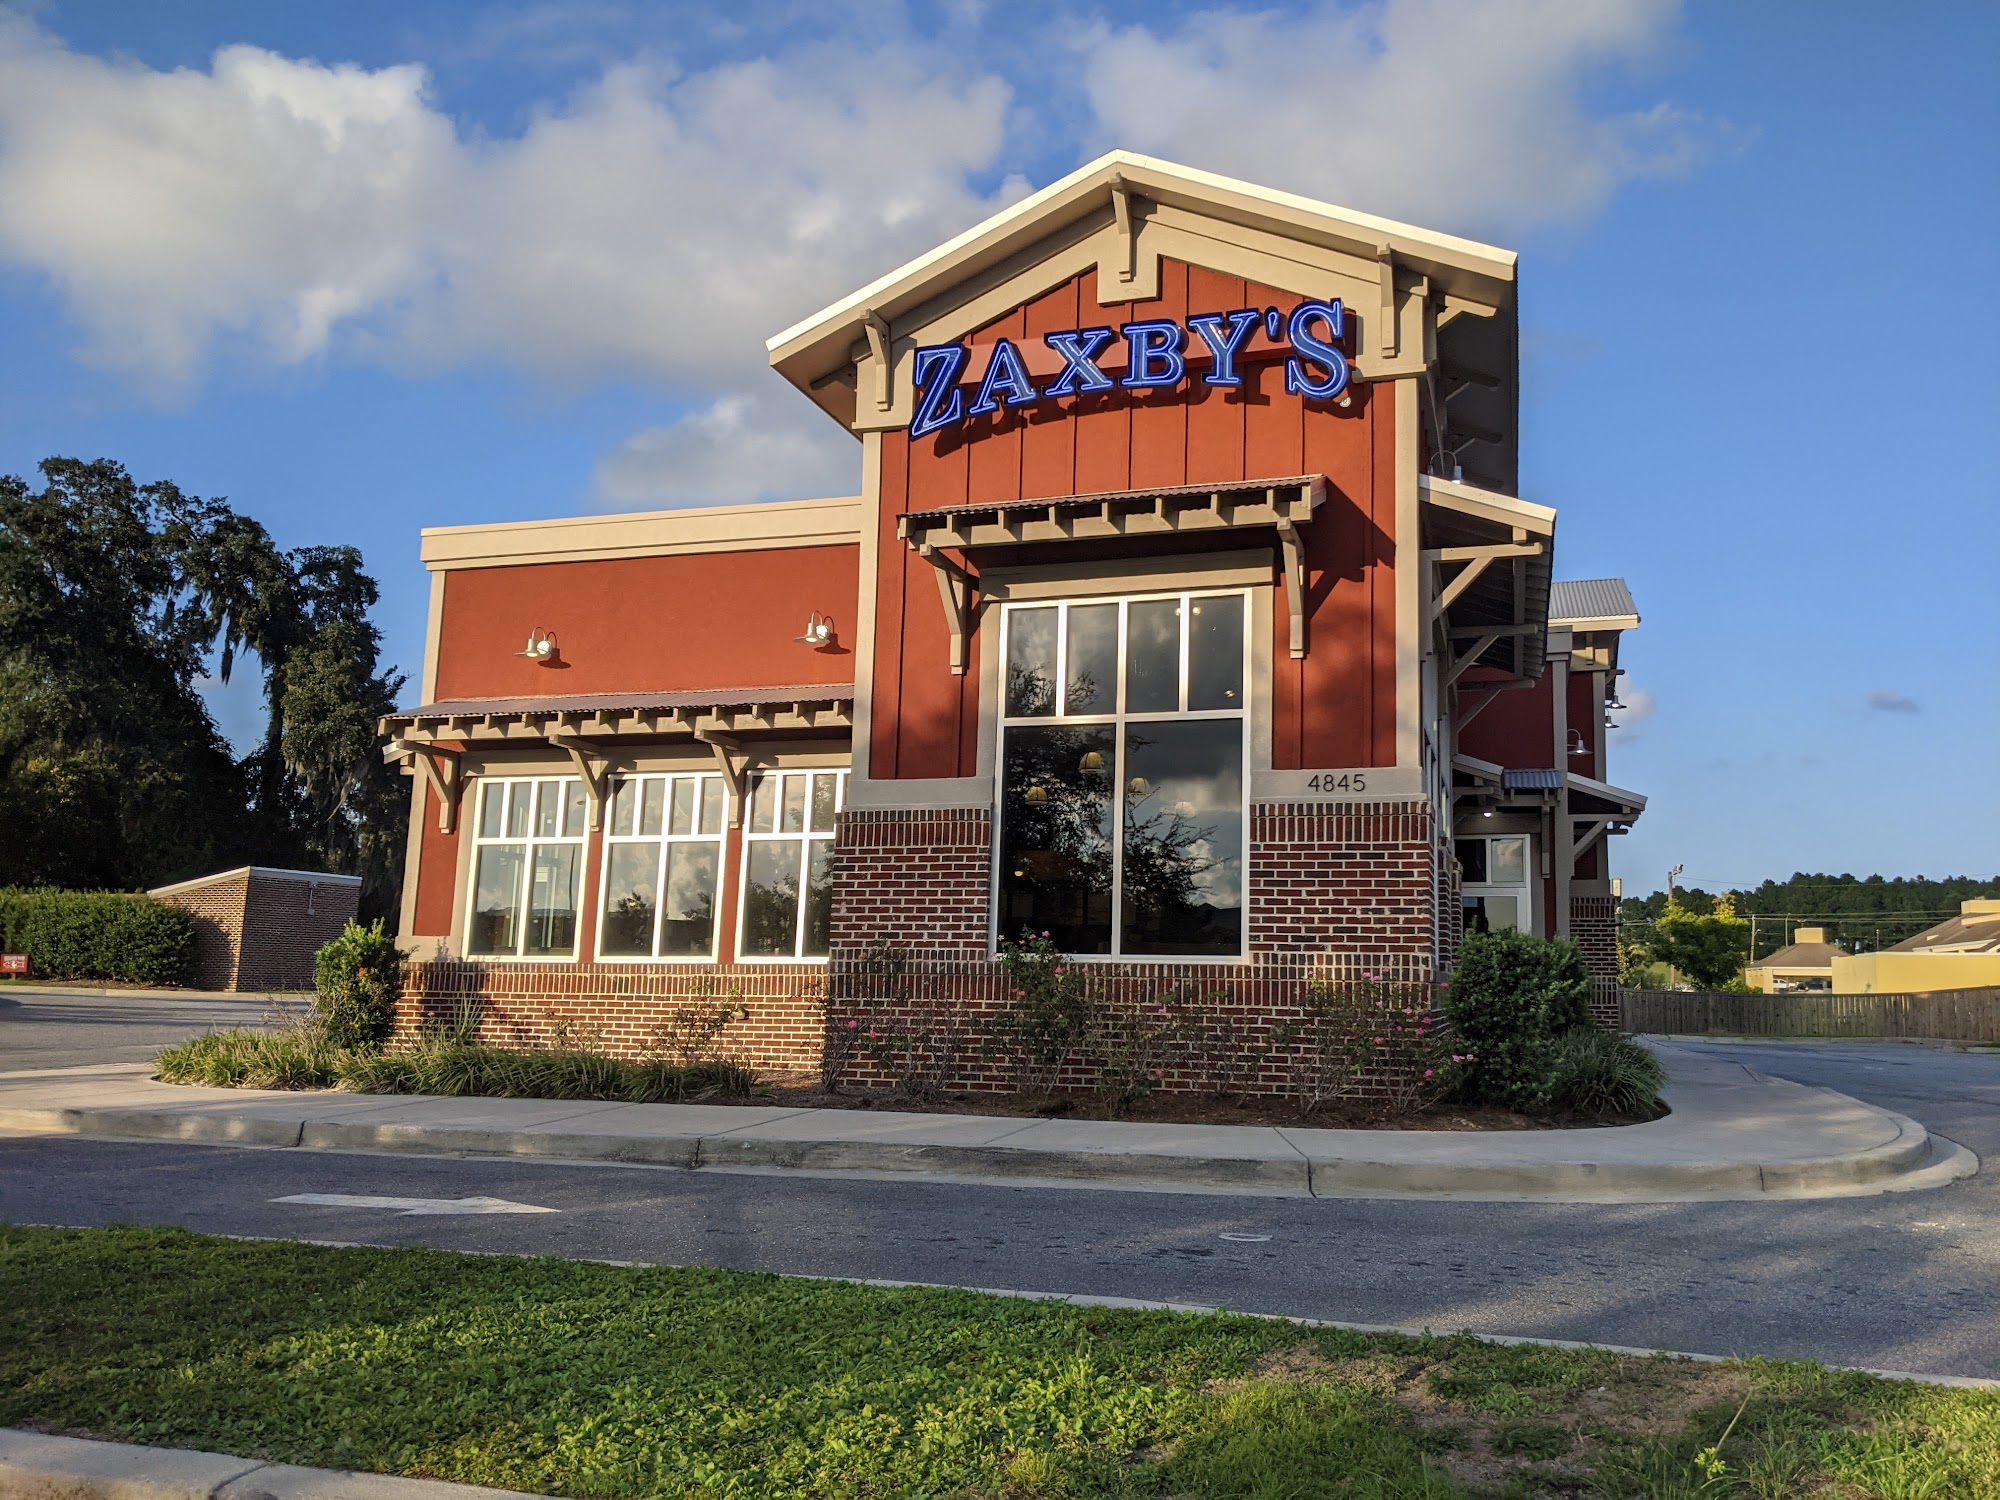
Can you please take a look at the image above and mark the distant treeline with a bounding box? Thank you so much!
[1621,873,1998,959]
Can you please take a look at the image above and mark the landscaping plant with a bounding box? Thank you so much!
[1548,1028,1666,1119]
[1445,927,1594,1112]
[991,928,1094,1095]
[311,918,404,1048]
[0,887,194,986]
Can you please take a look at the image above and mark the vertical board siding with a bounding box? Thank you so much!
[1621,988,2000,1041]
[877,260,1396,781]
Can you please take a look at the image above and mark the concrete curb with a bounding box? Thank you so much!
[0,1041,1978,1202]
[0,1430,534,1499]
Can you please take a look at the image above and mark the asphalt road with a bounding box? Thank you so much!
[2,995,1996,1379]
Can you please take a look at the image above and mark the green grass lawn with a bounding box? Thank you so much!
[2,1225,1995,1499]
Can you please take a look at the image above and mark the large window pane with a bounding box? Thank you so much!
[743,841,802,956]
[1491,836,1528,886]
[1006,606,1058,716]
[1456,838,1489,883]
[802,842,835,957]
[468,845,524,956]
[998,723,1115,954]
[1124,598,1181,713]
[600,843,659,957]
[1121,719,1243,955]
[524,844,579,956]
[1064,603,1119,714]
[660,843,719,956]
[1187,594,1244,710]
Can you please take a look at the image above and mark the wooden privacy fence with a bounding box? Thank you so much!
[1621,987,2000,1042]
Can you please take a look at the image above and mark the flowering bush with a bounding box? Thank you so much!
[311,919,405,1050]
[1275,975,1460,1118]
[1090,990,1195,1115]
[992,929,1093,1096]
[863,1003,976,1102]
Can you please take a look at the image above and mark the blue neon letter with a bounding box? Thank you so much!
[1188,309,1261,388]
[909,344,970,438]
[1120,319,1187,390]
[967,338,1039,416]
[1284,300,1350,400]
[1042,327,1115,396]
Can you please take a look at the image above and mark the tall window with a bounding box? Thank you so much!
[739,769,845,960]
[467,776,587,958]
[599,773,726,960]
[1459,834,1532,934]
[997,591,1247,958]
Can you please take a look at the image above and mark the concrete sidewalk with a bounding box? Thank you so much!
[0,1041,1977,1201]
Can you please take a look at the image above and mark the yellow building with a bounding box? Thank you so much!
[1831,901,2000,994]
[1745,927,1846,992]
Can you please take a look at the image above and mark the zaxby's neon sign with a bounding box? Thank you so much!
[908,299,1351,440]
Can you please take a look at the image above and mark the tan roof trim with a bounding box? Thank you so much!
[420,495,865,571]
[768,150,1515,367]
[1418,474,1555,534]
[147,865,361,897]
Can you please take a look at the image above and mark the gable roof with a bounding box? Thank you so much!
[1748,939,1847,971]
[767,150,1521,484]
[1888,903,2000,955]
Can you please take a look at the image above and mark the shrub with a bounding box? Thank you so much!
[338,1038,752,1102]
[0,888,194,986]
[640,996,748,1067]
[862,1003,976,1102]
[1548,1029,1665,1118]
[992,929,1093,1096]
[155,1021,342,1089]
[1090,992,1195,1115]
[312,919,405,1049]
[1445,928,1594,1112]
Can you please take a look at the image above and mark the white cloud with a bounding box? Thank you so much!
[1607,686,1656,742]
[596,389,858,508]
[0,16,1021,394]
[1077,0,1715,240]
[0,3,1718,500]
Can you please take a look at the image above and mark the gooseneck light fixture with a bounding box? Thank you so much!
[515,627,563,667]
[795,612,839,649]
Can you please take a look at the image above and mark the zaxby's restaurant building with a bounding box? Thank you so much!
[382,152,1646,1077]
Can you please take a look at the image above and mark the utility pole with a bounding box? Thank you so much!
[1665,865,1684,990]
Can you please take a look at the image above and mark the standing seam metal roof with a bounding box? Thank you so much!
[1549,578,1639,625]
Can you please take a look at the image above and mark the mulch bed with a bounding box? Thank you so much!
[733,1072,1654,1129]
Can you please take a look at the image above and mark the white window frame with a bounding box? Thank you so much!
[463,775,588,962]
[594,772,728,964]
[1459,833,1538,936]
[992,587,1252,963]
[735,768,847,963]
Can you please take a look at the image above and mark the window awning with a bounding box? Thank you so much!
[378,686,853,834]
[898,476,1326,672]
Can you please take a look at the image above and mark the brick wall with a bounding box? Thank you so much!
[1570,893,1622,1029]
[1247,800,1437,978]
[154,873,250,989]
[400,960,829,1072]
[237,874,361,991]
[397,798,1450,1099]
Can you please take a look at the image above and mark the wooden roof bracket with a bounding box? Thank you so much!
[549,734,612,830]
[1109,175,1136,287]
[1453,676,1534,730]
[394,742,463,834]
[862,310,893,413]
[692,729,748,828]
[1444,632,1504,688]
[919,542,975,675]
[1275,515,1309,659]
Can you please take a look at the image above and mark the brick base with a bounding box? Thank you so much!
[1570,894,1622,1029]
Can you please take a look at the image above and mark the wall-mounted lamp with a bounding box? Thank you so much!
[1567,729,1590,757]
[515,627,563,667]
[795,612,839,650]
[1481,806,1494,818]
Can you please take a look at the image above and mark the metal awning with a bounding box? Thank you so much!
[898,476,1326,673]
[378,685,854,835]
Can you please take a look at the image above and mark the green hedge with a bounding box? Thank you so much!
[0,888,195,986]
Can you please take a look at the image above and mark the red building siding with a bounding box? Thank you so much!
[872,260,1399,779]
[434,547,860,701]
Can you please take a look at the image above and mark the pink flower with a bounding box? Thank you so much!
[1423,1069,1435,1079]
[1151,1069,1164,1079]
[1416,1027,1427,1036]
[847,1019,859,1030]
[868,1030,880,1040]
[1374,1036,1386,1045]
[1054,967,1066,976]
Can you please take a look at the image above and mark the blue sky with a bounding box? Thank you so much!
[1,1,1993,895]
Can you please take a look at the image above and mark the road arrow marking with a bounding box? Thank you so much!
[271,1193,557,1216]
